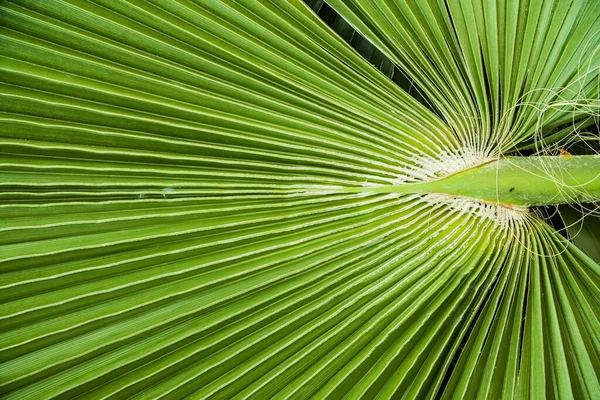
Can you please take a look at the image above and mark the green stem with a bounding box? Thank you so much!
[338,156,600,207]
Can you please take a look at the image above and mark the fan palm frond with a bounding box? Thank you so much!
[0,1,599,398]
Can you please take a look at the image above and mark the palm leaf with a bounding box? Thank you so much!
[326,0,600,151]
[0,1,599,398]
[559,206,600,263]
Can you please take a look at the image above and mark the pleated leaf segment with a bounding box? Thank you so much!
[0,0,599,399]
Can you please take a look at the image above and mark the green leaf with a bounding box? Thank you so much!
[560,206,600,263]
[326,0,600,153]
[0,0,598,399]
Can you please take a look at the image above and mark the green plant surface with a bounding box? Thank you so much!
[328,155,600,206]
[560,205,600,262]
[0,1,599,399]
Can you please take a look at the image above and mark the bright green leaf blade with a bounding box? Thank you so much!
[325,0,600,153]
[0,1,599,399]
